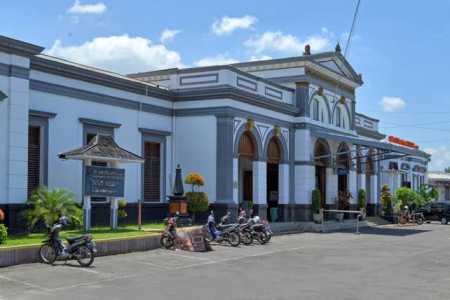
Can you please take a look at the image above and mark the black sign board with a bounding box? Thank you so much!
[84,166,125,197]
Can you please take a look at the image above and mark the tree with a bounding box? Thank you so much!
[19,186,82,229]
[418,184,439,205]
[445,167,450,173]
[395,187,416,210]
[184,173,209,222]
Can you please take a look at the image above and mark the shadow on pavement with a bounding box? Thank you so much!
[338,226,431,236]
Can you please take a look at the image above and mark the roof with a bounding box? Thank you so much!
[58,134,144,163]
[428,172,450,182]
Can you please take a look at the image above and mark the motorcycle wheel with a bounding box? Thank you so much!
[242,231,253,245]
[39,244,57,264]
[266,233,271,242]
[228,232,240,247]
[76,245,95,267]
[257,232,269,245]
[417,217,424,225]
[160,235,174,249]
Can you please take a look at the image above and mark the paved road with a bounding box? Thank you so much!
[1,223,450,300]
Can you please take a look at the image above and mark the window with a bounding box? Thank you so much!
[313,99,319,121]
[143,141,161,202]
[336,107,341,127]
[28,125,41,196]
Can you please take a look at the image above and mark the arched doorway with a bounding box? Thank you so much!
[337,143,350,193]
[267,137,281,221]
[365,156,373,215]
[238,132,256,206]
[314,141,329,209]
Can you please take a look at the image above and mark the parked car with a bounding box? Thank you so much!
[416,201,450,224]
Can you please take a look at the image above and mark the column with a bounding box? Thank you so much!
[110,161,119,230]
[349,170,357,206]
[232,157,239,204]
[253,160,267,220]
[295,82,310,117]
[83,159,92,231]
[215,114,234,203]
[278,164,289,205]
[327,168,338,205]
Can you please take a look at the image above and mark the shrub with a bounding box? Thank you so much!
[118,200,127,208]
[335,190,352,210]
[19,186,82,228]
[118,210,128,219]
[186,192,209,223]
[0,224,7,244]
[358,189,366,210]
[380,184,392,214]
[395,187,416,211]
[248,201,254,209]
[312,189,321,213]
[0,209,4,221]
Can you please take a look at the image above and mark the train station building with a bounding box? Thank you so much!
[0,35,430,229]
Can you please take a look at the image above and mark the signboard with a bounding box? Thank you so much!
[84,166,125,197]
[337,169,349,175]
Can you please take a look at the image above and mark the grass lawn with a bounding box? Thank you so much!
[0,223,165,248]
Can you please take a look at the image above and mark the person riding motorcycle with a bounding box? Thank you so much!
[52,217,72,257]
[207,211,221,239]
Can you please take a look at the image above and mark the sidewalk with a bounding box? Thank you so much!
[270,219,369,235]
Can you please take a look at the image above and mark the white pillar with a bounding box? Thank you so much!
[370,175,378,204]
[294,165,315,204]
[327,168,337,204]
[232,157,239,204]
[278,164,289,205]
[252,160,266,205]
[110,161,120,230]
[349,170,357,205]
[83,159,92,231]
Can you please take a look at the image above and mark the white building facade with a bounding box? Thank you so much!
[0,36,430,229]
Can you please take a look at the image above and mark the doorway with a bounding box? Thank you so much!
[365,157,373,213]
[266,137,281,221]
[314,142,329,209]
[238,132,256,207]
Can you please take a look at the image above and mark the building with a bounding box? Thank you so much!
[0,36,430,230]
[428,172,450,201]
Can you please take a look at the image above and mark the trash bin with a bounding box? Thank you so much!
[270,207,278,222]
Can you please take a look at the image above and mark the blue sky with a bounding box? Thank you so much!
[3,0,450,170]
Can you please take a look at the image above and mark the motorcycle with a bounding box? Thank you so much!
[237,211,270,245]
[415,212,424,225]
[39,217,97,267]
[203,211,241,247]
[161,212,179,249]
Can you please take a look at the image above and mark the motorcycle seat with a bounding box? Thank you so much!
[218,224,235,231]
[66,235,86,243]
[253,224,263,230]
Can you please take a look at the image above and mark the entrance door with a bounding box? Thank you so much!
[316,166,326,208]
[243,171,253,202]
[267,163,279,221]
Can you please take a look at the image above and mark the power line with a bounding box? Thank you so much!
[383,120,450,129]
[359,110,450,114]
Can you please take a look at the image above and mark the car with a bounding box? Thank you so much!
[416,201,450,225]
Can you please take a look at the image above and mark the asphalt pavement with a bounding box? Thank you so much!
[1,223,450,300]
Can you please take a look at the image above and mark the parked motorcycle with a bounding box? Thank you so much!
[161,212,179,249]
[39,217,97,267]
[237,210,270,245]
[203,211,241,247]
[415,212,424,225]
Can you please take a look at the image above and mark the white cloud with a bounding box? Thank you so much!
[46,35,184,74]
[379,96,406,112]
[68,0,107,14]
[249,55,272,61]
[211,15,257,36]
[160,29,182,43]
[424,146,450,171]
[244,27,332,54]
[194,53,239,67]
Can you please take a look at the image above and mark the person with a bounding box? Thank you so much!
[52,217,72,257]
[403,206,410,223]
[207,211,221,239]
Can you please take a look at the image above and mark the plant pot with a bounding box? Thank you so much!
[335,212,344,222]
[249,208,254,217]
[313,213,323,224]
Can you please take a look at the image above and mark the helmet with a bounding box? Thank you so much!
[59,216,72,228]
[210,210,214,216]
[175,211,180,216]
[253,216,260,224]
[404,206,409,210]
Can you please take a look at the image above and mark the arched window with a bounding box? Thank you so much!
[336,107,341,127]
[313,99,319,121]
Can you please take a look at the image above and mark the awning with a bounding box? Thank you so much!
[310,130,430,158]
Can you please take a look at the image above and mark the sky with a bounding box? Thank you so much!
[2,0,450,171]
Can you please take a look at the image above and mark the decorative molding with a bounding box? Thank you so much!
[247,119,255,132]
[179,73,219,86]
[138,127,172,136]
[0,35,44,57]
[256,124,269,141]
[317,86,324,96]
[79,118,122,129]
[305,69,355,95]
[29,109,57,119]
[265,86,283,100]
[295,81,310,87]
[0,63,30,80]
[237,76,257,92]
[233,119,241,132]
[274,125,281,137]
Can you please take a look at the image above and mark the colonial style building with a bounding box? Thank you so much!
[428,172,450,201]
[0,35,430,229]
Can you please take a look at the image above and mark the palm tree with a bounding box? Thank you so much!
[20,186,81,228]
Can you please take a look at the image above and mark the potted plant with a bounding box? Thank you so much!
[358,189,366,219]
[335,190,352,222]
[380,184,392,215]
[312,189,322,223]
[118,200,128,220]
[248,201,254,217]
